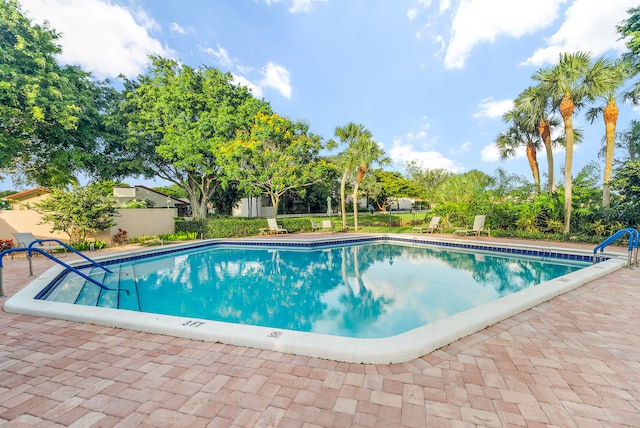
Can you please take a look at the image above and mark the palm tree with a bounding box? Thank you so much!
[585,58,633,208]
[497,108,542,191]
[333,123,370,230]
[534,52,609,233]
[350,135,389,230]
[513,85,559,193]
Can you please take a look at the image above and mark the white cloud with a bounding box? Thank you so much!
[407,8,418,20]
[389,135,464,173]
[262,0,326,14]
[473,98,513,119]
[19,0,172,78]
[204,45,234,68]
[444,0,564,69]
[169,22,186,35]
[522,0,637,66]
[385,118,463,172]
[205,45,292,99]
[259,62,292,99]
[480,144,527,162]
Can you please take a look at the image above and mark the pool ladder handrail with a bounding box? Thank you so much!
[0,239,114,297]
[593,228,639,268]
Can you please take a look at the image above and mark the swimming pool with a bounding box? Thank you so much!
[5,234,626,363]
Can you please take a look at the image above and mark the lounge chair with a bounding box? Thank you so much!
[310,219,322,232]
[322,220,334,233]
[454,215,490,237]
[412,216,441,233]
[12,232,68,256]
[267,218,288,234]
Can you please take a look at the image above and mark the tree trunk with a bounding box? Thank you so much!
[352,165,367,231]
[538,119,555,193]
[526,143,540,192]
[340,170,349,230]
[270,193,280,220]
[602,100,618,208]
[559,95,574,234]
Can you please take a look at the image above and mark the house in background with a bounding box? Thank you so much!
[113,185,191,216]
[4,187,50,210]
[232,195,274,218]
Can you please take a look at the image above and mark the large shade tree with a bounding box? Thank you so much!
[125,56,270,219]
[219,112,329,219]
[534,52,609,233]
[0,0,129,187]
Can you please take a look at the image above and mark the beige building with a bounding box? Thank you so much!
[113,185,190,216]
[5,188,51,210]
[0,186,180,243]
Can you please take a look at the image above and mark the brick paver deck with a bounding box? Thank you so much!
[1,237,638,427]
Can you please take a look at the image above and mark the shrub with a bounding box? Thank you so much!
[0,239,14,251]
[70,240,107,251]
[158,231,198,241]
[120,199,147,209]
[112,228,128,246]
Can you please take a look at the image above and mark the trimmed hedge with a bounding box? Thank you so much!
[175,217,325,239]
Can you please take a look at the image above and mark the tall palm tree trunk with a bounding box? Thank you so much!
[602,100,618,208]
[538,119,555,193]
[525,144,541,192]
[560,95,575,234]
[340,170,349,230]
[352,165,367,231]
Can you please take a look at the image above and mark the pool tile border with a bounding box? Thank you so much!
[68,234,600,270]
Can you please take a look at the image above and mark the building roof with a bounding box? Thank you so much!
[5,187,50,200]
[114,185,190,205]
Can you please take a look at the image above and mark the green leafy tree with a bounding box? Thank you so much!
[404,161,452,208]
[534,52,610,233]
[125,56,269,219]
[432,170,494,206]
[615,119,640,161]
[221,112,328,218]
[152,184,188,199]
[362,170,420,212]
[611,159,640,204]
[34,184,118,242]
[0,0,130,187]
[618,6,640,97]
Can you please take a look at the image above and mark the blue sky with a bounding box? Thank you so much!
[11,0,640,190]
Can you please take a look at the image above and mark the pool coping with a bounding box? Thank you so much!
[3,234,627,364]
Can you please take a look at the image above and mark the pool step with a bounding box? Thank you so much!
[45,265,140,311]
[76,268,107,306]
[45,272,87,303]
[111,265,140,311]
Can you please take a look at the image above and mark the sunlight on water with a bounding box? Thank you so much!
[48,242,587,338]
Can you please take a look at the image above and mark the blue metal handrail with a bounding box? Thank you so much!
[0,240,115,297]
[593,228,639,267]
[27,239,112,274]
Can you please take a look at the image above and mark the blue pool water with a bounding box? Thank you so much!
[42,241,589,339]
